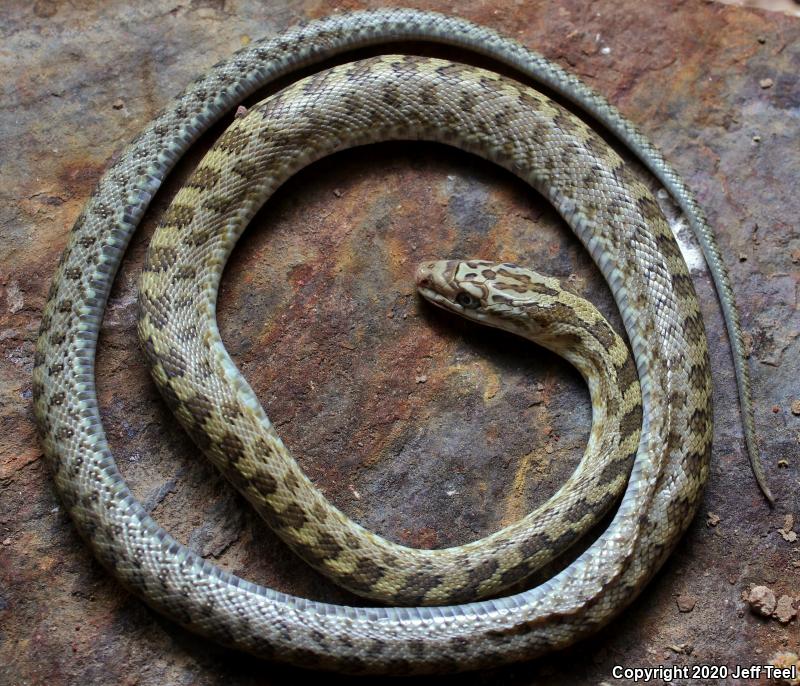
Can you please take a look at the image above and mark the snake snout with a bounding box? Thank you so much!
[414,261,437,290]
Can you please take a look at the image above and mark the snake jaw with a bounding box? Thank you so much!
[416,285,455,315]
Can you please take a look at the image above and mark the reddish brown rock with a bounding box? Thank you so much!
[1,1,798,684]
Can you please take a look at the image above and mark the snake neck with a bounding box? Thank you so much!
[503,293,641,449]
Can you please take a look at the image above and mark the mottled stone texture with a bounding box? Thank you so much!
[1,1,798,684]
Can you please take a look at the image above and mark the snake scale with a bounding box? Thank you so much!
[32,8,766,674]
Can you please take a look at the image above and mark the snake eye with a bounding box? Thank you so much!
[455,291,479,309]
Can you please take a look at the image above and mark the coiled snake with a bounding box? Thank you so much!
[33,8,768,674]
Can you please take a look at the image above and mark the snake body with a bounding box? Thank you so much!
[33,8,756,673]
[138,56,643,606]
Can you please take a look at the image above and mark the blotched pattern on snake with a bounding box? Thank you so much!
[33,8,762,674]
[138,56,647,608]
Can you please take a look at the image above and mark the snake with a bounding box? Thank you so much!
[140,192,642,606]
[32,8,768,674]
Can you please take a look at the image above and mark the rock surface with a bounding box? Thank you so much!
[1,1,798,684]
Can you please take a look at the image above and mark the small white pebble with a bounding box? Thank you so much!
[747,585,776,616]
[774,595,797,624]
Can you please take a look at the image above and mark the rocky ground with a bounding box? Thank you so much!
[1,1,798,684]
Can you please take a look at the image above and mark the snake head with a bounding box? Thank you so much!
[415,259,562,333]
